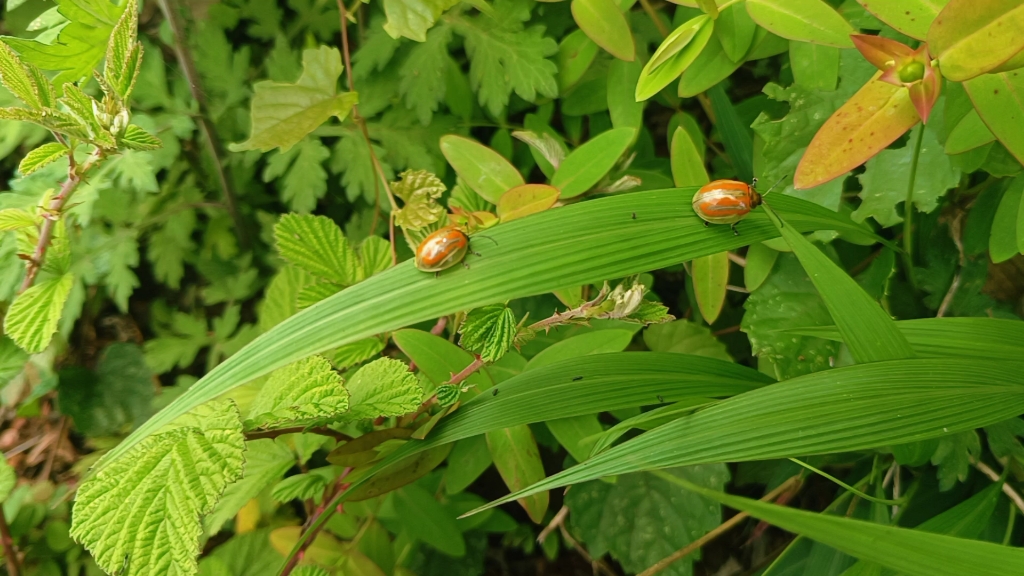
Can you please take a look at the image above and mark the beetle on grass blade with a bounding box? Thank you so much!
[691,175,786,235]
[415,225,496,276]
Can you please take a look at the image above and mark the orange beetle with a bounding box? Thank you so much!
[415,225,472,273]
[691,178,763,235]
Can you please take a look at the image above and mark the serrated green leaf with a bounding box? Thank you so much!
[392,169,447,230]
[258,266,316,332]
[344,357,422,421]
[567,465,727,576]
[119,124,161,151]
[58,343,154,437]
[359,236,393,278]
[459,304,517,362]
[18,141,67,175]
[245,356,349,430]
[0,454,15,502]
[104,0,141,100]
[272,470,331,503]
[327,336,387,370]
[232,46,358,152]
[263,138,332,213]
[59,83,113,147]
[203,438,295,536]
[0,208,37,231]
[71,400,245,576]
[931,430,981,491]
[399,26,452,124]
[275,213,361,286]
[291,566,331,576]
[0,40,42,108]
[4,273,74,353]
[297,282,343,310]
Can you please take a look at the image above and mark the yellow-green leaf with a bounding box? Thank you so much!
[18,141,67,175]
[0,208,37,231]
[928,0,1024,82]
[552,127,636,198]
[963,70,1024,166]
[944,108,996,154]
[4,273,74,353]
[745,0,856,48]
[692,251,729,324]
[855,0,948,40]
[636,15,714,101]
[571,0,635,61]
[795,74,920,189]
[671,126,709,187]
[440,135,525,204]
[497,184,560,222]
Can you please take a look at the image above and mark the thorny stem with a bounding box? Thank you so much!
[156,0,249,250]
[20,150,103,293]
[337,0,399,266]
[528,285,610,333]
[639,476,802,576]
[400,355,486,426]
[245,426,353,443]
[280,469,352,576]
[0,507,20,576]
[902,124,925,286]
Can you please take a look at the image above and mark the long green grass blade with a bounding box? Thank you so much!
[99,190,875,468]
[665,476,1023,576]
[468,358,1024,514]
[787,317,1024,361]
[763,203,915,362]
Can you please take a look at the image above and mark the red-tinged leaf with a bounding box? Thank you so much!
[795,75,920,189]
[855,0,948,40]
[908,69,941,123]
[571,0,635,62]
[963,70,1024,165]
[850,34,912,70]
[497,184,560,222]
[928,0,1024,82]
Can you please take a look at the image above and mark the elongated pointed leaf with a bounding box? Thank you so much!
[636,15,714,101]
[497,184,560,222]
[551,127,636,198]
[708,84,754,183]
[787,317,1024,361]
[571,0,635,62]
[677,32,743,98]
[929,0,1024,82]
[744,242,778,291]
[763,204,914,362]
[963,71,1024,166]
[745,0,855,48]
[945,108,996,154]
[470,358,1024,513]
[440,135,525,203]
[717,3,757,61]
[856,0,948,40]
[692,252,729,324]
[486,425,548,523]
[795,74,920,189]
[96,190,877,469]
[671,127,709,187]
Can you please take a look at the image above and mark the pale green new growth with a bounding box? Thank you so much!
[232,46,359,153]
[0,454,15,502]
[459,304,517,362]
[392,169,447,230]
[274,213,361,286]
[271,468,334,503]
[18,142,68,175]
[105,0,143,101]
[0,41,42,109]
[0,208,36,231]
[245,355,350,430]
[120,125,162,151]
[4,273,74,353]
[344,357,423,421]
[71,401,245,576]
[203,439,294,536]
[383,0,460,42]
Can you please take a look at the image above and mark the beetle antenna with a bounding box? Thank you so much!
[472,234,498,246]
[761,174,788,197]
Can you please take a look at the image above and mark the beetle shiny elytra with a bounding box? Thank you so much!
[691,179,763,235]
[415,225,471,273]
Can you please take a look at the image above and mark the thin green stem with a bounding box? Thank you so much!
[789,458,906,506]
[902,124,925,285]
[1003,501,1017,546]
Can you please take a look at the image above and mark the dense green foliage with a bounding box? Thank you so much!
[1,0,1024,575]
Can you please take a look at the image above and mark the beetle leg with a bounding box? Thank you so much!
[435,271,440,278]
[462,261,471,269]
[731,223,739,236]
[703,221,710,228]
[469,250,482,257]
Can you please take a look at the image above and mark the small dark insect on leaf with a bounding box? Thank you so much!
[492,388,499,396]
[572,376,583,381]
[657,395,664,402]
[631,212,636,219]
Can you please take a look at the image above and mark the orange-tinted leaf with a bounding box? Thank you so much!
[497,184,560,222]
[928,0,1024,82]
[908,68,941,123]
[850,34,912,70]
[963,70,1024,165]
[795,75,920,189]
[991,48,1024,74]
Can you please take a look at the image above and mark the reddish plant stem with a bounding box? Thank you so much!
[528,285,610,333]
[401,354,485,426]
[0,507,20,576]
[280,469,352,576]
[245,426,353,443]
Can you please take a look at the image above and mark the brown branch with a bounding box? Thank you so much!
[557,520,617,576]
[245,426,353,443]
[974,460,1024,516]
[155,0,249,250]
[537,504,568,544]
[639,476,801,576]
[0,507,20,576]
[20,150,102,292]
[337,0,399,266]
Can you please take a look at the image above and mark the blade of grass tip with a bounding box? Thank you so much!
[708,83,754,183]
[761,201,915,363]
[657,474,1024,576]
[787,458,904,506]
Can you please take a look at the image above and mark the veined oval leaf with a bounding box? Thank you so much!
[670,126,709,187]
[636,15,714,101]
[691,252,729,324]
[795,74,920,189]
[471,357,1024,514]
[571,0,635,62]
[928,0,1024,82]
[551,127,636,198]
[558,30,600,91]
[855,0,949,40]
[745,0,856,48]
[497,184,560,222]
[944,108,996,154]
[440,135,525,204]
[95,190,878,469]
[743,242,778,291]
[963,71,1024,166]
[717,2,757,61]
[19,142,68,176]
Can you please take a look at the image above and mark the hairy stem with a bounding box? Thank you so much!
[527,284,610,333]
[156,0,249,250]
[20,150,102,292]
[337,0,399,266]
[902,124,925,286]
[245,426,353,443]
[0,507,20,576]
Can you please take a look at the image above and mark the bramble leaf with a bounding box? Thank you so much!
[0,208,36,231]
[71,401,245,576]
[4,273,74,353]
[232,46,358,152]
[0,454,14,502]
[383,0,460,42]
[119,124,162,151]
[272,469,333,503]
[274,213,361,286]
[202,438,295,535]
[263,138,331,213]
[459,304,517,362]
[0,41,42,108]
[245,355,350,430]
[931,430,981,491]
[18,142,66,176]
[392,169,447,230]
[57,343,154,437]
[344,357,423,421]
[104,0,142,101]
